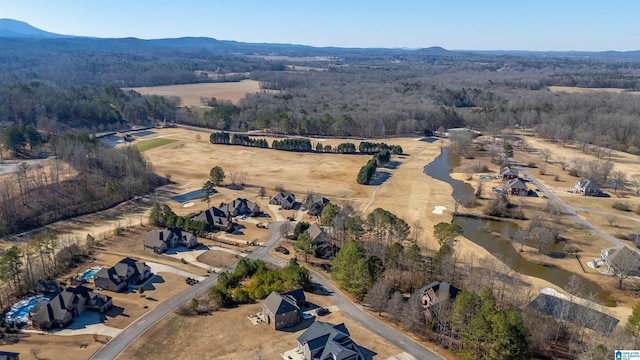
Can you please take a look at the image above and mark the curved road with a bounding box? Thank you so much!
[515,164,625,248]
[92,222,443,360]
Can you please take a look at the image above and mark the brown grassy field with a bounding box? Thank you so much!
[548,86,640,95]
[125,80,264,106]
[120,291,407,360]
[1,333,110,360]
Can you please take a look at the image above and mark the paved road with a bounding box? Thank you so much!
[515,164,625,248]
[92,221,443,360]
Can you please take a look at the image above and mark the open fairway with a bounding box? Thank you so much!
[136,138,178,152]
[125,80,265,107]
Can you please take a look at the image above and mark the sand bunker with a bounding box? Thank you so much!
[432,206,447,214]
[182,202,195,208]
[540,287,567,299]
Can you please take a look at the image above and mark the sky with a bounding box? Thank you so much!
[0,0,638,51]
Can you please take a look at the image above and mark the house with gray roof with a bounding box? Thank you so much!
[219,198,261,217]
[302,195,330,216]
[261,289,306,330]
[297,321,365,360]
[143,227,197,253]
[417,281,460,310]
[94,257,152,292]
[270,191,297,210]
[0,351,20,360]
[528,293,618,333]
[601,246,640,277]
[194,206,234,232]
[507,178,529,196]
[30,286,113,330]
[499,166,518,180]
[573,179,601,196]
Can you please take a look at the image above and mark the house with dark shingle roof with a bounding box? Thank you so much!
[270,191,296,210]
[573,179,601,196]
[307,224,334,259]
[302,195,330,216]
[143,227,197,253]
[219,198,261,217]
[0,351,20,360]
[94,257,152,292]
[30,286,113,330]
[261,289,306,330]
[528,293,618,333]
[297,321,365,360]
[194,206,234,232]
[507,178,529,196]
[417,281,460,311]
[499,166,518,180]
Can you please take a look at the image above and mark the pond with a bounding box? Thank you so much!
[424,148,615,306]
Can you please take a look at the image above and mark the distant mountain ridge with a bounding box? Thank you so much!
[0,18,72,38]
[0,18,638,59]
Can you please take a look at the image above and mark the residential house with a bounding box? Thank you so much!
[573,179,601,196]
[528,293,618,333]
[302,195,330,216]
[417,281,460,315]
[94,257,152,292]
[30,286,113,330]
[498,166,518,180]
[507,178,529,196]
[270,191,296,210]
[219,198,261,217]
[296,321,365,360]
[307,223,334,259]
[194,206,234,232]
[600,246,640,277]
[261,289,306,330]
[143,227,197,253]
[0,351,20,360]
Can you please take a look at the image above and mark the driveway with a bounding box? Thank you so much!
[144,261,206,282]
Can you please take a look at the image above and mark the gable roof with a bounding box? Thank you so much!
[143,229,172,249]
[263,291,300,315]
[576,179,600,190]
[499,166,518,176]
[604,246,640,273]
[307,224,327,243]
[528,293,618,333]
[297,321,362,360]
[195,206,232,227]
[282,288,306,305]
[508,178,528,190]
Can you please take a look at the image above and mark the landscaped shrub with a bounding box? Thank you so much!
[612,202,631,211]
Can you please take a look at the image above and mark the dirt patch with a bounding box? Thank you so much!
[125,80,265,107]
[120,292,404,360]
[196,250,238,268]
[0,333,110,360]
[548,86,640,95]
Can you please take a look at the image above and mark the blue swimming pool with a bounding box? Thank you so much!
[5,295,49,325]
[81,268,101,281]
[480,175,491,180]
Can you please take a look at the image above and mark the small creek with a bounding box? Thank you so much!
[423,147,615,306]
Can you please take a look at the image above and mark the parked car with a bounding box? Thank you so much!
[316,307,330,316]
[275,246,290,255]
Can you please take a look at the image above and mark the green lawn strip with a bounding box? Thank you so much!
[136,138,178,152]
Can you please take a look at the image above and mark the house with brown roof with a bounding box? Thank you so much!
[30,286,113,330]
[499,166,518,180]
[143,227,197,253]
[219,198,261,217]
[94,257,152,292]
[296,321,365,360]
[417,281,460,310]
[270,191,297,210]
[507,178,529,196]
[307,223,334,259]
[194,206,234,232]
[573,179,601,196]
[261,289,306,330]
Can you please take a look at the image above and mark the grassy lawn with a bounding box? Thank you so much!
[136,138,178,152]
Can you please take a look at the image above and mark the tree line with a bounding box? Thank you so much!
[357,149,392,185]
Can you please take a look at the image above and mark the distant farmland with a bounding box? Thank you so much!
[548,86,640,95]
[125,79,266,107]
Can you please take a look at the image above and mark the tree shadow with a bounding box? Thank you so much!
[311,282,334,296]
[368,171,391,186]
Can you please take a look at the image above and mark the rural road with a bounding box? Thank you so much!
[514,163,625,248]
[92,221,443,360]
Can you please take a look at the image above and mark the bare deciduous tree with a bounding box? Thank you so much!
[539,148,552,163]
